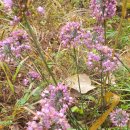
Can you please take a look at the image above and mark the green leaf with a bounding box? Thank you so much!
[12,56,29,82]
[15,82,41,106]
[71,106,83,114]
[0,62,14,93]
[0,120,13,126]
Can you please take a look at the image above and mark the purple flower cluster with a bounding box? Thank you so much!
[102,58,117,72]
[79,30,93,49]
[60,22,94,49]
[60,23,105,47]
[23,78,29,86]
[0,30,30,61]
[87,44,118,72]
[110,109,129,127]
[95,44,113,57]
[37,6,45,15]
[87,25,118,72]
[10,16,20,26]
[3,0,13,11]
[23,71,41,86]
[92,26,104,44]
[87,52,100,67]
[90,0,117,21]
[28,71,41,80]
[27,83,73,130]
[60,22,83,47]
[60,22,118,72]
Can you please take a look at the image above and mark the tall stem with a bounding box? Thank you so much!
[113,0,127,56]
[73,48,82,96]
[100,54,105,113]
[100,1,107,129]
[73,47,87,129]
[23,15,57,85]
[115,55,130,73]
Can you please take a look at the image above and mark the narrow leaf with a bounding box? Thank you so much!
[0,62,14,93]
[90,92,120,130]
[12,56,29,82]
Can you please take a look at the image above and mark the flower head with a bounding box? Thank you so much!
[3,0,13,11]
[28,71,41,80]
[110,109,129,127]
[27,83,73,130]
[0,30,30,62]
[60,22,83,47]
[87,52,100,68]
[41,83,73,112]
[90,0,117,21]
[37,6,45,15]
[86,43,118,72]
[10,16,20,26]
[92,26,104,44]
[23,78,29,86]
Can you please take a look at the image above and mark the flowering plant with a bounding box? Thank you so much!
[27,83,73,130]
[110,109,129,127]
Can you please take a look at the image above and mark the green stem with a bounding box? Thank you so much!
[100,55,105,113]
[23,15,57,85]
[73,47,87,129]
[33,62,50,85]
[68,109,85,130]
[73,48,82,96]
[115,55,130,73]
[26,52,49,85]
[113,0,127,56]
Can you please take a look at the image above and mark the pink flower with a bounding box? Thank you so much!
[60,22,83,47]
[37,6,45,15]
[90,0,117,21]
[110,109,129,127]
[23,78,29,86]
[10,16,20,26]
[28,71,41,80]
[3,0,13,11]
[0,30,30,62]
[27,83,73,130]
[87,52,101,68]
